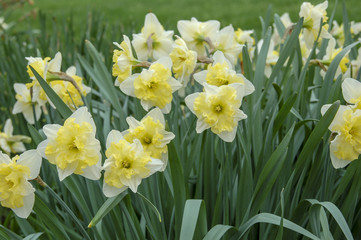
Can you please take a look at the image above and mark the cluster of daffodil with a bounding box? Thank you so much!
[12,52,91,124]
[3,0,361,221]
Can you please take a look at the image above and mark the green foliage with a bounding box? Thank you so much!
[1,1,361,240]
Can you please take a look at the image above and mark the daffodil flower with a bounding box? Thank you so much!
[299,1,331,49]
[185,83,247,142]
[102,130,163,197]
[272,13,293,45]
[37,107,101,181]
[132,13,174,61]
[235,28,255,47]
[177,17,220,56]
[12,83,42,125]
[122,108,175,171]
[321,104,361,168]
[119,57,182,113]
[0,119,30,154]
[112,35,138,85]
[212,25,243,65]
[194,51,255,95]
[26,52,62,106]
[342,78,361,110]
[0,150,42,218]
[252,39,279,78]
[50,66,91,110]
[320,37,350,79]
[169,37,197,95]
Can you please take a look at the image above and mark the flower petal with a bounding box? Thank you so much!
[103,182,128,198]
[17,150,42,179]
[106,130,124,149]
[342,78,361,103]
[11,193,35,219]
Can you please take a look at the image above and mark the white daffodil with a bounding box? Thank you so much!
[50,66,91,110]
[112,35,138,86]
[321,37,350,79]
[177,17,220,56]
[37,107,101,181]
[330,20,345,46]
[234,28,254,47]
[255,39,279,78]
[132,13,174,61]
[351,21,361,36]
[0,119,30,154]
[12,83,42,125]
[212,25,243,65]
[341,78,361,110]
[321,104,361,168]
[119,57,182,113]
[194,51,254,95]
[0,150,42,218]
[26,52,62,106]
[272,13,293,45]
[102,130,163,197]
[299,1,331,49]
[299,33,312,64]
[122,108,175,171]
[169,37,197,95]
[185,83,247,142]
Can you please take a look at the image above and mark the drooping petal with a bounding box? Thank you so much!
[103,182,127,198]
[342,78,361,103]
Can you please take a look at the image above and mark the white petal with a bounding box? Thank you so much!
[203,82,219,95]
[17,150,42,179]
[0,152,11,164]
[161,102,172,114]
[158,130,175,146]
[212,50,232,68]
[321,104,351,130]
[80,159,101,180]
[106,130,124,149]
[13,83,28,95]
[185,93,199,114]
[145,108,165,126]
[121,176,141,193]
[48,52,62,72]
[228,83,245,101]
[4,119,13,136]
[66,66,77,76]
[342,78,361,103]
[126,116,142,130]
[329,138,352,169]
[193,70,208,86]
[196,119,210,133]
[37,140,48,159]
[42,124,61,139]
[147,157,164,174]
[160,152,168,171]
[119,74,138,97]
[217,126,238,142]
[70,107,96,132]
[153,56,173,70]
[140,99,153,112]
[168,77,183,92]
[153,40,174,60]
[103,182,127,198]
[11,193,34,219]
[57,163,78,181]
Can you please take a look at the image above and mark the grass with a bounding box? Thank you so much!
[6,0,361,36]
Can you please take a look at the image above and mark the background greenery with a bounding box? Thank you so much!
[6,0,361,35]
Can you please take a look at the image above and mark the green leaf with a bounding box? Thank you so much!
[238,213,319,240]
[180,200,207,240]
[23,233,43,240]
[27,124,44,145]
[29,66,72,119]
[306,199,354,240]
[203,225,236,240]
[137,192,162,222]
[88,192,127,228]
[33,194,71,240]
